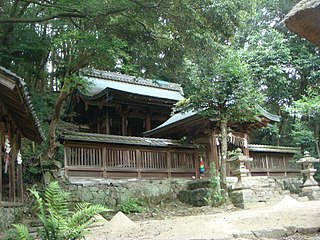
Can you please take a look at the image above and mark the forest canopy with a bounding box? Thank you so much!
[1,0,320,161]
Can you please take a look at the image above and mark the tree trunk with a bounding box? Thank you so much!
[46,86,72,160]
[219,118,230,204]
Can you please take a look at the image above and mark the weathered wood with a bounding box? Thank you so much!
[64,142,197,179]
[145,109,151,131]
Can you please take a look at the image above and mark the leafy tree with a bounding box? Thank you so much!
[287,88,320,158]
[13,181,110,240]
[176,50,263,203]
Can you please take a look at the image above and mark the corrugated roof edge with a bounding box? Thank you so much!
[59,131,198,149]
[0,66,45,143]
[248,144,300,154]
[80,68,184,93]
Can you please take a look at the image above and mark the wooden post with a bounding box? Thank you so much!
[266,155,270,176]
[243,133,251,176]
[194,150,200,179]
[9,127,16,202]
[105,108,110,135]
[16,133,23,202]
[64,144,68,177]
[167,150,171,178]
[209,131,219,176]
[136,149,141,179]
[145,109,151,131]
[121,109,127,136]
[103,147,107,178]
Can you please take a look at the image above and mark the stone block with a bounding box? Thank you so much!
[187,179,211,190]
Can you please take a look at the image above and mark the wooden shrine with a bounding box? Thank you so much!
[0,67,44,203]
[63,69,299,179]
[68,68,184,136]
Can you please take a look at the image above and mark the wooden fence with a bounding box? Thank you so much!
[250,152,301,177]
[64,143,198,179]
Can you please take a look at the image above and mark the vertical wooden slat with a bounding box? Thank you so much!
[136,149,141,179]
[266,155,270,176]
[103,147,107,178]
[167,150,171,178]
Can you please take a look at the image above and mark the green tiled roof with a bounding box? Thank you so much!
[79,68,184,101]
[59,131,198,149]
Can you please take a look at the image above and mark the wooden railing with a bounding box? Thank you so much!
[64,143,198,179]
[250,153,301,177]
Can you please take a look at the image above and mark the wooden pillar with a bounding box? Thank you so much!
[209,131,219,176]
[9,124,16,202]
[105,108,110,135]
[167,150,172,178]
[121,109,127,136]
[103,147,107,178]
[64,144,68,177]
[136,149,141,179]
[194,150,200,179]
[243,133,251,176]
[16,133,23,202]
[145,109,151,131]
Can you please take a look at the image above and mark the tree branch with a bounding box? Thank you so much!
[0,12,86,23]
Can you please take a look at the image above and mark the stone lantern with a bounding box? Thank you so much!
[228,148,253,190]
[227,148,254,208]
[297,151,320,200]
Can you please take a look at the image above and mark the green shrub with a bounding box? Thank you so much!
[13,181,110,240]
[205,163,223,207]
[120,198,144,214]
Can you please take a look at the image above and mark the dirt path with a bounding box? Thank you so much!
[87,196,320,240]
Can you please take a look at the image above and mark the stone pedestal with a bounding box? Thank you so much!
[297,151,320,200]
[228,148,254,208]
[230,188,255,209]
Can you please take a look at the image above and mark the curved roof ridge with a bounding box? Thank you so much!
[81,68,183,92]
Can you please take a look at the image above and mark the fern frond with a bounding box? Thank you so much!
[12,224,33,240]
[69,204,110,227]
[44,181,70,217]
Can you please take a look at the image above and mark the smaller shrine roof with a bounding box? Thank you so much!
[59,131,198,149]
[284,0,320,46]
[0,67,45,143]
[79,69,184,101]
[144,106,280,137]
[248,144,300,154]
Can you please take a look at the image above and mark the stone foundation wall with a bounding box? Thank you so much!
[64,176,303,208]
[0,203,27,230]
[65,178,190,206]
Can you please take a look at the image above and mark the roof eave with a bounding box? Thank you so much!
[284,0,320,46]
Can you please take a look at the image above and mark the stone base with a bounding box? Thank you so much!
[230,188,256,209]
[300,186,320,200]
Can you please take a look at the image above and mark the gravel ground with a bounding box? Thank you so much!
[87,196,320,240]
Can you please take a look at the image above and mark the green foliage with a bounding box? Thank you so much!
[120,198,144,214]
[12,224,33,240]
[13,181,110,240]
[178,49,262,123]
[205,163,223,207]
[2,228,20,240]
